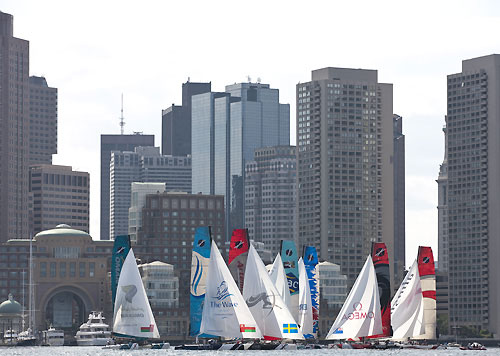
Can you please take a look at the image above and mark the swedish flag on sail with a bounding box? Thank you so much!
[283,323,298,333]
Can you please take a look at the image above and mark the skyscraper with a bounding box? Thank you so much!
[245,145,297,256]
[437,120,449,273]
[161,81,211,156]
[0,11,30,242]
[296,67,400,288]
[191,82,290,239]
[28,76,57,165]
[446,54,500,334]
[100,133,154,240]
[109,146,191,238]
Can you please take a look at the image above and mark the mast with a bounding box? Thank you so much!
[29,235,35,333]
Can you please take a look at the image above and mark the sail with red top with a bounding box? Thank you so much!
[228,229,250,292]
[414,246,436,339]
[370,242,392,337]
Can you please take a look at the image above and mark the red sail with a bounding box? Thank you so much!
[371,242,392,337]
[228,229,250,292]
[417,246,435,278]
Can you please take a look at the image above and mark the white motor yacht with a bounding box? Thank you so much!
[42,326,64,346]
[75,311,112,346]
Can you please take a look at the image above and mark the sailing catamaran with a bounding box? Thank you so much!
[199,241,262,339]
[325,255,382,340]
[112,248,160,341]
[243,244,304,340]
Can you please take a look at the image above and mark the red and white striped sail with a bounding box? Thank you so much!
[414,246,436,339]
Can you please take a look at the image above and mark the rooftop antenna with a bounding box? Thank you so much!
[119,93,125,135]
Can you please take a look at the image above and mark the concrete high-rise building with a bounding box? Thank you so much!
[162,81,211,156]
[109,147,191,239]
[128,182,166,243]
[245,146,296,255]
[192,82,290,239]
[437,120,449,273]
[446,54,500,335]
[100,133,154,240]
[28,76,57,164]
[393,114,406,286]
[0,12,30,242]
[296,67,399,288]
[30,165,90,234]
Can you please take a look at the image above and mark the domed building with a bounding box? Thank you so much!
[0,293,23,339]
[0,225,114,335]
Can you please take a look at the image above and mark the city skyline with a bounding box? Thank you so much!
[2,1,500,266]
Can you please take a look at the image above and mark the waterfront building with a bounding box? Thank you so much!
[0,225,114,334]
[109,146,191,238]
[162,81,211,156]
[30,165,90,235]
[245,146,296,256]
[139,261,179,337]
[0,294,23,340]
[28,76,58,165]
[446,54,500,335]
[192,82,289,238]
[100,133,154,240]
[296,67,401,288]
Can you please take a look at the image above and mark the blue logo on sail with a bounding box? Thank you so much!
[213,281,232,301]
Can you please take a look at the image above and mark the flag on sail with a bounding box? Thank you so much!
[391,260,425,340]
[325,256,382,340]
[111,235,131,308]
[228,229,249,292]
[200,241,262,339]
[298,257,314,337]
[243,244,303,340]
[280,240,299,322]
[303,246,319,337]
[414,246,436,340]
[189,226,212,336]
[370,242,392,337]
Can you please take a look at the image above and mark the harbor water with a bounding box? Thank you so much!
[0,346,498,356]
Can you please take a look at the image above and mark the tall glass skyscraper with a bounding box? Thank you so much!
[192,82,290,239]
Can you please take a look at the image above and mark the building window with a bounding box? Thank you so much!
[50,262,56,277]
[70,262,76,277]
[79,262,85,277]
[40,262,47,277]
[89,262,95,277]
[60,262,66,278]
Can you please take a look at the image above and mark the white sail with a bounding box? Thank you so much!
[391,260,425,340]
[200,241,262,339]
[268,253,291,309]
[113,249,160,339]
[243,244,303,340]
[298,258,314,336]
[325,256,382,339]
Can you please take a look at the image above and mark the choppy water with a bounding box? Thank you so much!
[0,346,498,356]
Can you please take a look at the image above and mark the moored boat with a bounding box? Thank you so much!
[75,311,112,346]
[42,326,64,346]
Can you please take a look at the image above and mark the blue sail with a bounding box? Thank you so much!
[303,246,319,338]
[111,235,131,308]
[189,226,212,336]
[280,240,300,322]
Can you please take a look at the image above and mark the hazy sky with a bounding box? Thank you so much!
[3,0,500,266]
